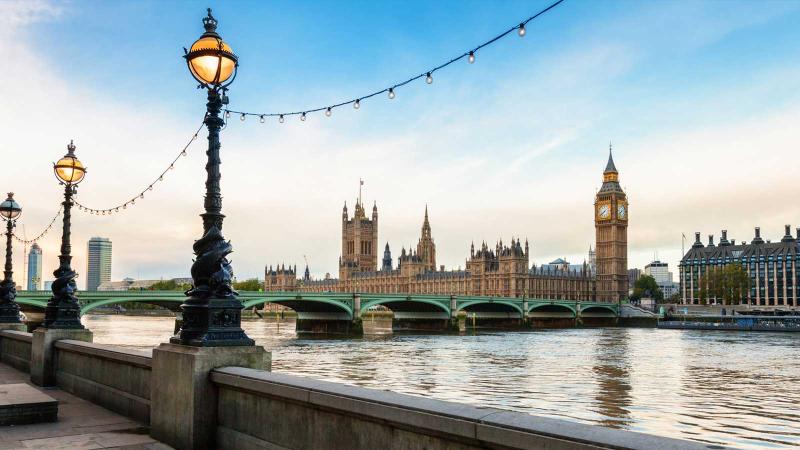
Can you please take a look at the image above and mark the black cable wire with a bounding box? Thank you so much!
[225,0,565,120]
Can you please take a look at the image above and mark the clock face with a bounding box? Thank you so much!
[598,204,611,220]
[617,204,627,220]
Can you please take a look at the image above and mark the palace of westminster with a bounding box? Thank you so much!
[265,151,629,302]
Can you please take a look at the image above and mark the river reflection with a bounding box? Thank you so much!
[82,315,800,449]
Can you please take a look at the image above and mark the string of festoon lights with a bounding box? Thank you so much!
[224,0,565,123]
[73,120,206,216]
[12,206,63,245]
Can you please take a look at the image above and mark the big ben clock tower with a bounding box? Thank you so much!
[595,146,628,302]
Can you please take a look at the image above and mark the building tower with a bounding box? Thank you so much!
[382,243,393,271]
[416,206,436,272]
[340,196,378,279]
[86,237,112,291]
[594,146,628,302]
[27,243,42,290]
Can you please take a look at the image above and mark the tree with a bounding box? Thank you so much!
[629,275,663,302]
[233,278,262,291]
[706,265,750,305]
[146,279,192,291]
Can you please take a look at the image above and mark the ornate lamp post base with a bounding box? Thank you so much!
[170,297,253,346]
[0,280,21,324]
[171,226,253,347]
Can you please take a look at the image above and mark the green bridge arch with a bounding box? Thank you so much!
[241,296,354,317]
[361,296,451,316]
[579,304,618,315]
[527,302,577,316]
[80,297,185,315]
[458,299,524,316]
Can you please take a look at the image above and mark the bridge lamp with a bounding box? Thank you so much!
[43,141,86,330]
[0,193,23,324]
[171,9,253,347]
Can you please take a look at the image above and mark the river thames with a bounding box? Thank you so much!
[82,315,800,449]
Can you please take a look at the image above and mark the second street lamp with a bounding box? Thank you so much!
[44,141,86,329]
[0,193,23,324]
[172,9,253,346]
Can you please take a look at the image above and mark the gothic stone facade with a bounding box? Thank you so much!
[266,152,628,302]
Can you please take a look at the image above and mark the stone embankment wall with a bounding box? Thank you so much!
[0,330,32,372]
[54,340,152,423]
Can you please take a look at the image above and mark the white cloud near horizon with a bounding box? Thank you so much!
[2,1,799,290]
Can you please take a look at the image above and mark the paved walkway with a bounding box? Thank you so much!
[0,363,170,450]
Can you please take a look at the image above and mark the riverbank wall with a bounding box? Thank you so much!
[0,329,722,450]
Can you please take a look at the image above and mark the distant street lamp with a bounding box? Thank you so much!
[44,141,86,329]
[0,193,23,323]
[172,9,253,346]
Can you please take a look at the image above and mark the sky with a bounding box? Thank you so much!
[2,0,800,289]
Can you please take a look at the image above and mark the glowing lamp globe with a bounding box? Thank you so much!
[185,9,238,88]
[54,141,86,185]
[0,193,21,220]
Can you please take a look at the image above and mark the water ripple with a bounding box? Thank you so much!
[83,316,800,449]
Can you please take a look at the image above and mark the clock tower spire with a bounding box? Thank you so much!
[594,144,628,302]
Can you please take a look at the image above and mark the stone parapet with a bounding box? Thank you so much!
[54,340,152,423]
[211,366,724,450]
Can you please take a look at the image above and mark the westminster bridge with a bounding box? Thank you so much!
[15,290,619,333]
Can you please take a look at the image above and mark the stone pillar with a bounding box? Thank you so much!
[150,344,270,450]
[783,260,788,307]
[756,265,761,306]
[30,328,92,386]
[450,295,457,318]
[353,294,361,318]
[793,259,797,307]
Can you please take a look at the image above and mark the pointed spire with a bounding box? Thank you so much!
[604,142,618,173]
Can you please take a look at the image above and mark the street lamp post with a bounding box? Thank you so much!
[0,193,23,323]
[44,141,86,329]
[172,8,252,346]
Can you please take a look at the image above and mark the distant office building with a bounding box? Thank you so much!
[98,277,193,291]
[644,261,672,284]
[27,243,42,290]
[679,226,799,306]
[86,237,112,291]
[645,260,679,299]
[628,268,642,292]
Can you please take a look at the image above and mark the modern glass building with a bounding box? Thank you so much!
[679,226,799,307]
[27,243,42,290]
[86,237,112,291]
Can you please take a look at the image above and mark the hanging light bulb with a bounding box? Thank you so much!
[426,72,433,84]
[159,176,164,181]
[240,113,246,121]
[123,204,127,210]
[354,99,360,109]
[225,111,231,119]
[169,164,174,170]
[260,115,265,123]
[279,114,285,123]
[300,112,307,121]
[468,51,475,64]
[388,88,395,99]
[115,208,119,212]
[325,107,332,117]
[140,193,144,199]
[182,150,187,156]
[518,23,526,37]
[148,185,154,191]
